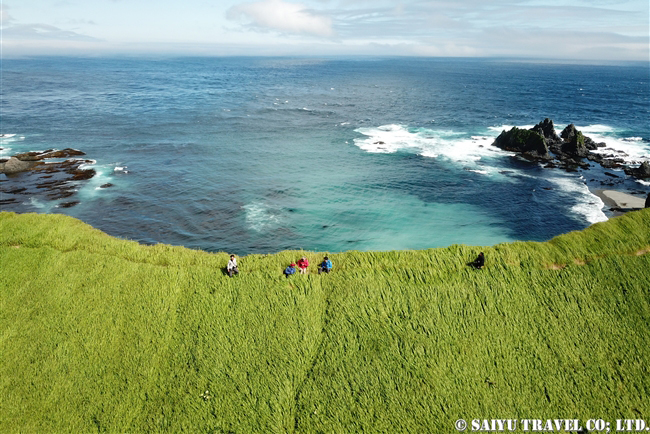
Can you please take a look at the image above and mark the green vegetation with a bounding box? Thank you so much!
[494,127,548,156]
[1,210,649,432]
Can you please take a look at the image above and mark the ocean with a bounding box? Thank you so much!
[1,57,649,254]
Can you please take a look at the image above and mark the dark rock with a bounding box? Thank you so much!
[561,130,589,158]
[560,124,578,142]
[604,172,620,178]
[0,198,18,205]
[14,148,85,161]
[100,183,114,188]
[596,142,606,148]
[70,169,96,181]
[49,190,75,200]
[13,151,47,161]
[5,187,27,194]
[601,159,624,169]
[646,193,650,208]
[584,136,598,151]
[626,161,650,179]
[530,118,561,144]
[42,148,86,159]
[544,163,557,168]
[586,153,604,163]
[493,127,549,159]
[59,201,79,208]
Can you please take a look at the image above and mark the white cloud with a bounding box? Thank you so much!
[2,24,101,41]
[227,0,335,38]
[1,4,14,25]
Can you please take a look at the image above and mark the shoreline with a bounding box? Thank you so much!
[591,188,647,217]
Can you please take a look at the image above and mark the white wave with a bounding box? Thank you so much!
[353,124,517,178]
[243,202,282,232]
[29,198,46,209]
[0,134,24,144]
[78,160,97,170]
[636,180,650,187]
[623,137,643,142]
[27,197,56,212]
[581,131,649,165]
[578,124,615,134]
[547,175,607,224]
[114,166,129,174]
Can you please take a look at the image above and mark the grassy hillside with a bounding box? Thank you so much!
[1,210,649,432]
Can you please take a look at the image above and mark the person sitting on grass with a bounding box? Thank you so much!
[227,254,239,277]
[297,256,309,274]
[318,256,332,274]
[284,263,297,278]
[470,252,485,269]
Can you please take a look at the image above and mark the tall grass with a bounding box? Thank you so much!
[1,210,649,432]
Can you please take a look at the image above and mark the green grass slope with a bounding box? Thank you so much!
[1,211,649,432]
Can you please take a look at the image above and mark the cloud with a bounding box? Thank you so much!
[1,4,14,25]
[227,0,335,37]
[2,24,101,41]
[1,4,100,43]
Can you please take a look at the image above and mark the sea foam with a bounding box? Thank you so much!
[243,202,283,232]
[353,124,517,178]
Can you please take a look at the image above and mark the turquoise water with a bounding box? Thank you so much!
[1,57,649,253]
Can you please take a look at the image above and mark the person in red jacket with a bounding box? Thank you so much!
[297,256,309,274]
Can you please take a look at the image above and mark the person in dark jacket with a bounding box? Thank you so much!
[318,256,332,274]
[471,252,485,269]
[284,263,297,278]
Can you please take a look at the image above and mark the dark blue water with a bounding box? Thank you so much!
[1,57,649,253]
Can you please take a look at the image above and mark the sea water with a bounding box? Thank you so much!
[1,57,648,254]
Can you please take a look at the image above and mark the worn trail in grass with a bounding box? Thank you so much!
[1,211,649,432]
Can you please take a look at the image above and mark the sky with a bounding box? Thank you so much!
[1,0,648,60]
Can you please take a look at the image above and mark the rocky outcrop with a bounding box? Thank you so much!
[490,118,648,181]
[561,130,589,158]
[493,127,549,159]
[560,124,578,143]
[531,118,561,145]
[646,193,650,209]
[0,148,101,210]
[13,148,86,161]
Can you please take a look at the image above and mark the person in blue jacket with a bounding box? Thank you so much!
[284,263,297,278]
[318,256,332,274]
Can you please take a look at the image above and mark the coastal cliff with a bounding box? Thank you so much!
[1,210,649,432]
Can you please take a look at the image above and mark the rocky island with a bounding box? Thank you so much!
[492,118,649,178]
